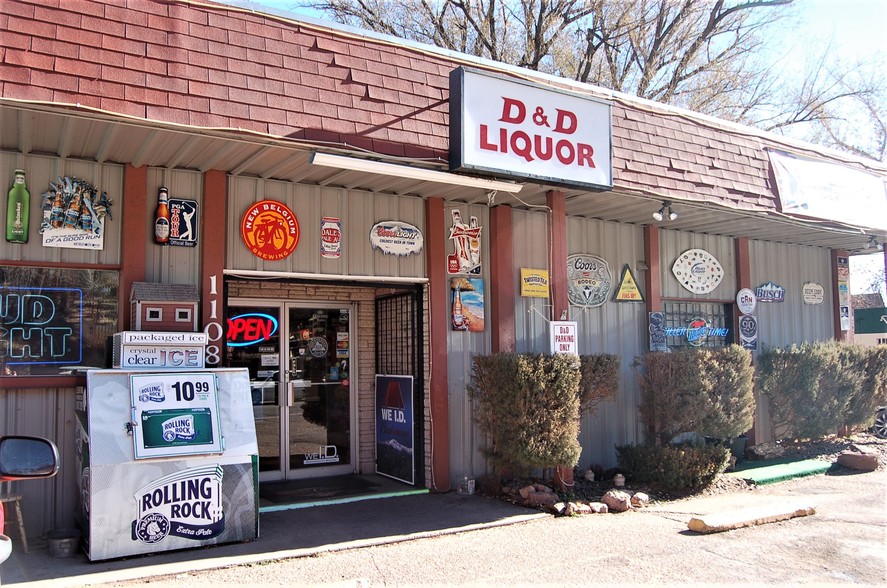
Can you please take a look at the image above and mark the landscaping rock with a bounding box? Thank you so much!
[630,492,650,508]
[747,442,785,460]
[602,489,632,512]
[588,502,609,513]
[526,489,559,509]
[836,451,879,472]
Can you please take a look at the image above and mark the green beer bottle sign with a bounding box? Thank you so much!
[6,169,30,243]
[131,373,223,459]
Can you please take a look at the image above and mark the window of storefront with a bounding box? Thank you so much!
[663,301,734,349]
[0,265,118,376]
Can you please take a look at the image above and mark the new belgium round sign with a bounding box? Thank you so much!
[240,200,300,261]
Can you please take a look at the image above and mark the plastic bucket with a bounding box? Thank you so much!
[47,529,81,558]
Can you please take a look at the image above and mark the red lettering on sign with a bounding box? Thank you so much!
[227,317,273,343]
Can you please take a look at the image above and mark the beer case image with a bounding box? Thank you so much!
[78,368,259,561]
[141,408,215,448]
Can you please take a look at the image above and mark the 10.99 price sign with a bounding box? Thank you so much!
[130,373,223,459]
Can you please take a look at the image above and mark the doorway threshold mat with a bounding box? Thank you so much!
[259,475,428,512]
[724,458,831,485]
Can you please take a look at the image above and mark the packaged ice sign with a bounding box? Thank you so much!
[130,373,222,459]
[226,313,279,347]
[113,331,207,369]
[450,67,612,189]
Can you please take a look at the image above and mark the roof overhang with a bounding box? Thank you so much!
[2,100,883,253]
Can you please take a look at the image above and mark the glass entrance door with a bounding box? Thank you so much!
[285,306,352,477]
[226,300,354,481]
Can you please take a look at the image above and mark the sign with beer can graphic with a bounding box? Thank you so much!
[131,373,222,459]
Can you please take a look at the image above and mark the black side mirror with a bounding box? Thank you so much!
[0,436,60,480]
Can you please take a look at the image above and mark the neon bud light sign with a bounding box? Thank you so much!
[227,313,278,347]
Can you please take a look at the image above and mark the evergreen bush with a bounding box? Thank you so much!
[468,353,582,474]
[615,443,730,491]
[578,353,621,417]
[634,345,754,446]
[757,341,887,439]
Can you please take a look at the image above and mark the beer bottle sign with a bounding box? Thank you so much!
[130,373,222,459]
[154,187,171,245]
[6,169,30,243]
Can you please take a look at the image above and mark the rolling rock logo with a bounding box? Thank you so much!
[132,465,224,544]
[137,382,165,403]
[162,414,196,442]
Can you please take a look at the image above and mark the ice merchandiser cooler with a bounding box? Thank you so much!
[75,368,259,561]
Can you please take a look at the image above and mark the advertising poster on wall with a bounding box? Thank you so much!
[451,277,485,331]
[168,198,198,247]
[612,264,644,302]
[648,312,668,352]
[520,268,549,298]
[567,254,611,307]
[40,176,113,250]
[375,374,414,484]
[447,209,481,275]
[739,314,758,350]
[321,216,342,258]
[130,372,223,459]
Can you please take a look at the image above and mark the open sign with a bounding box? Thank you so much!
[226,313,279,347]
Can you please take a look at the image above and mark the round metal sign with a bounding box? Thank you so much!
[736,288,757,315]
[240,199,300,261]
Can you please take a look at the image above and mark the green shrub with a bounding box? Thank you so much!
[757,342,887,439]
[634,345,754,445]
[578,353,621,417]
[468,353,582,474]
[616,443,730,491]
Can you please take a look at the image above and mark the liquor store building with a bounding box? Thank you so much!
[2,0,887,536]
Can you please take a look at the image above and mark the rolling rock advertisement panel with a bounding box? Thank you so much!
[76,368,258,561]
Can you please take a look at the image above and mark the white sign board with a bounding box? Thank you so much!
[131,372,223,459]
[802,282,825,305]
[450,67,612,189]
[769,149,887,231]
[550,321,578,355]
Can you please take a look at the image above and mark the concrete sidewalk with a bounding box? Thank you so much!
[1,492,546,588]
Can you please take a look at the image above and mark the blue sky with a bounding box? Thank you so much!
[245,0,885,295]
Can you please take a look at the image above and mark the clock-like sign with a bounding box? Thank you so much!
[672,249,724,294]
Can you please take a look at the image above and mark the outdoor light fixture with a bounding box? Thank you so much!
[864,235,881,250]
[309,152,523,193]
[653,200,677,221]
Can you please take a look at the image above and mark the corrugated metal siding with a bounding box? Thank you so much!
[659,229,736,300]
[144,168,204,285]
[444,203,491,483]
[0,153,123,266]
[513,209,552,353]
[749,241,834,348]
[1,387,78,535]
[567,217,647,467]
[226,178,426,279]
[749,240,835,442]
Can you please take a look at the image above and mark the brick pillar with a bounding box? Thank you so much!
[120,164,148,331]
[425,197,450,491]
